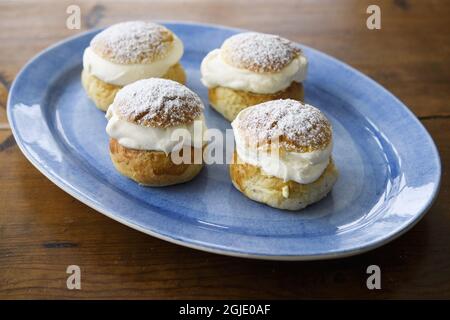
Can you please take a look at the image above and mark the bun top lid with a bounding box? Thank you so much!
[233,99,332,153]
[111,78,204,128]
[221,32,302,73]
[90,21,177,64]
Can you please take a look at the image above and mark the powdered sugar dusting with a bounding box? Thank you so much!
[221,32,301,73]
[90,21,174,64]
[113,78,204,128]
[237,99,332,151]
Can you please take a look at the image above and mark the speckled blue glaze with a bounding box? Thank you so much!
[7,22,441,260]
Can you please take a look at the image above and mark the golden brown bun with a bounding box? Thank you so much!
[233,99,331,153]
[162,62,187,86]
[109,138,203,186]
[113,78,201,128]
[90,21,176,64]
[221,32,301,73]
[230,151,338,211]
[81,69,121,111]
[208,82,303,122]
[81,63,186,111]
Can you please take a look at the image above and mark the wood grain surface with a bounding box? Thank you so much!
[0,0,449,299]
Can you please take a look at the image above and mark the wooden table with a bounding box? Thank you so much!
[1,0,449,299]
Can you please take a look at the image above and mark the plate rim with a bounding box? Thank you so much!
[7,21,442,260]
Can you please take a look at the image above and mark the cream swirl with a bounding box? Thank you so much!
[106,106,207,153]
[200,49,307,94]
[83,35,183,86]
[231,108,331,184]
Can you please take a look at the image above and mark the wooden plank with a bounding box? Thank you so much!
[0,0,449,298]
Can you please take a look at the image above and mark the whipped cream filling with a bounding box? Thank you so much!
[231,113,331,184]
[83,35,184,86]
[105,107,207,153]
[200,49,308,94]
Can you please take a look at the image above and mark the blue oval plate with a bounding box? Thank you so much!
[7,22,441,260]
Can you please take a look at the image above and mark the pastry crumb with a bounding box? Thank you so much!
[282,185,290,198]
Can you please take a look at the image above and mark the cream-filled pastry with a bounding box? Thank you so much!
[106,78,206,186]
[82,21,186,111]
[201,32,308,121]
[230,99,337,210]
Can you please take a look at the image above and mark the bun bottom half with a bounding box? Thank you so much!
[109,138,202,186]
[208,81,304,122]
[81,63,186,111]
[230,151,337,211]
